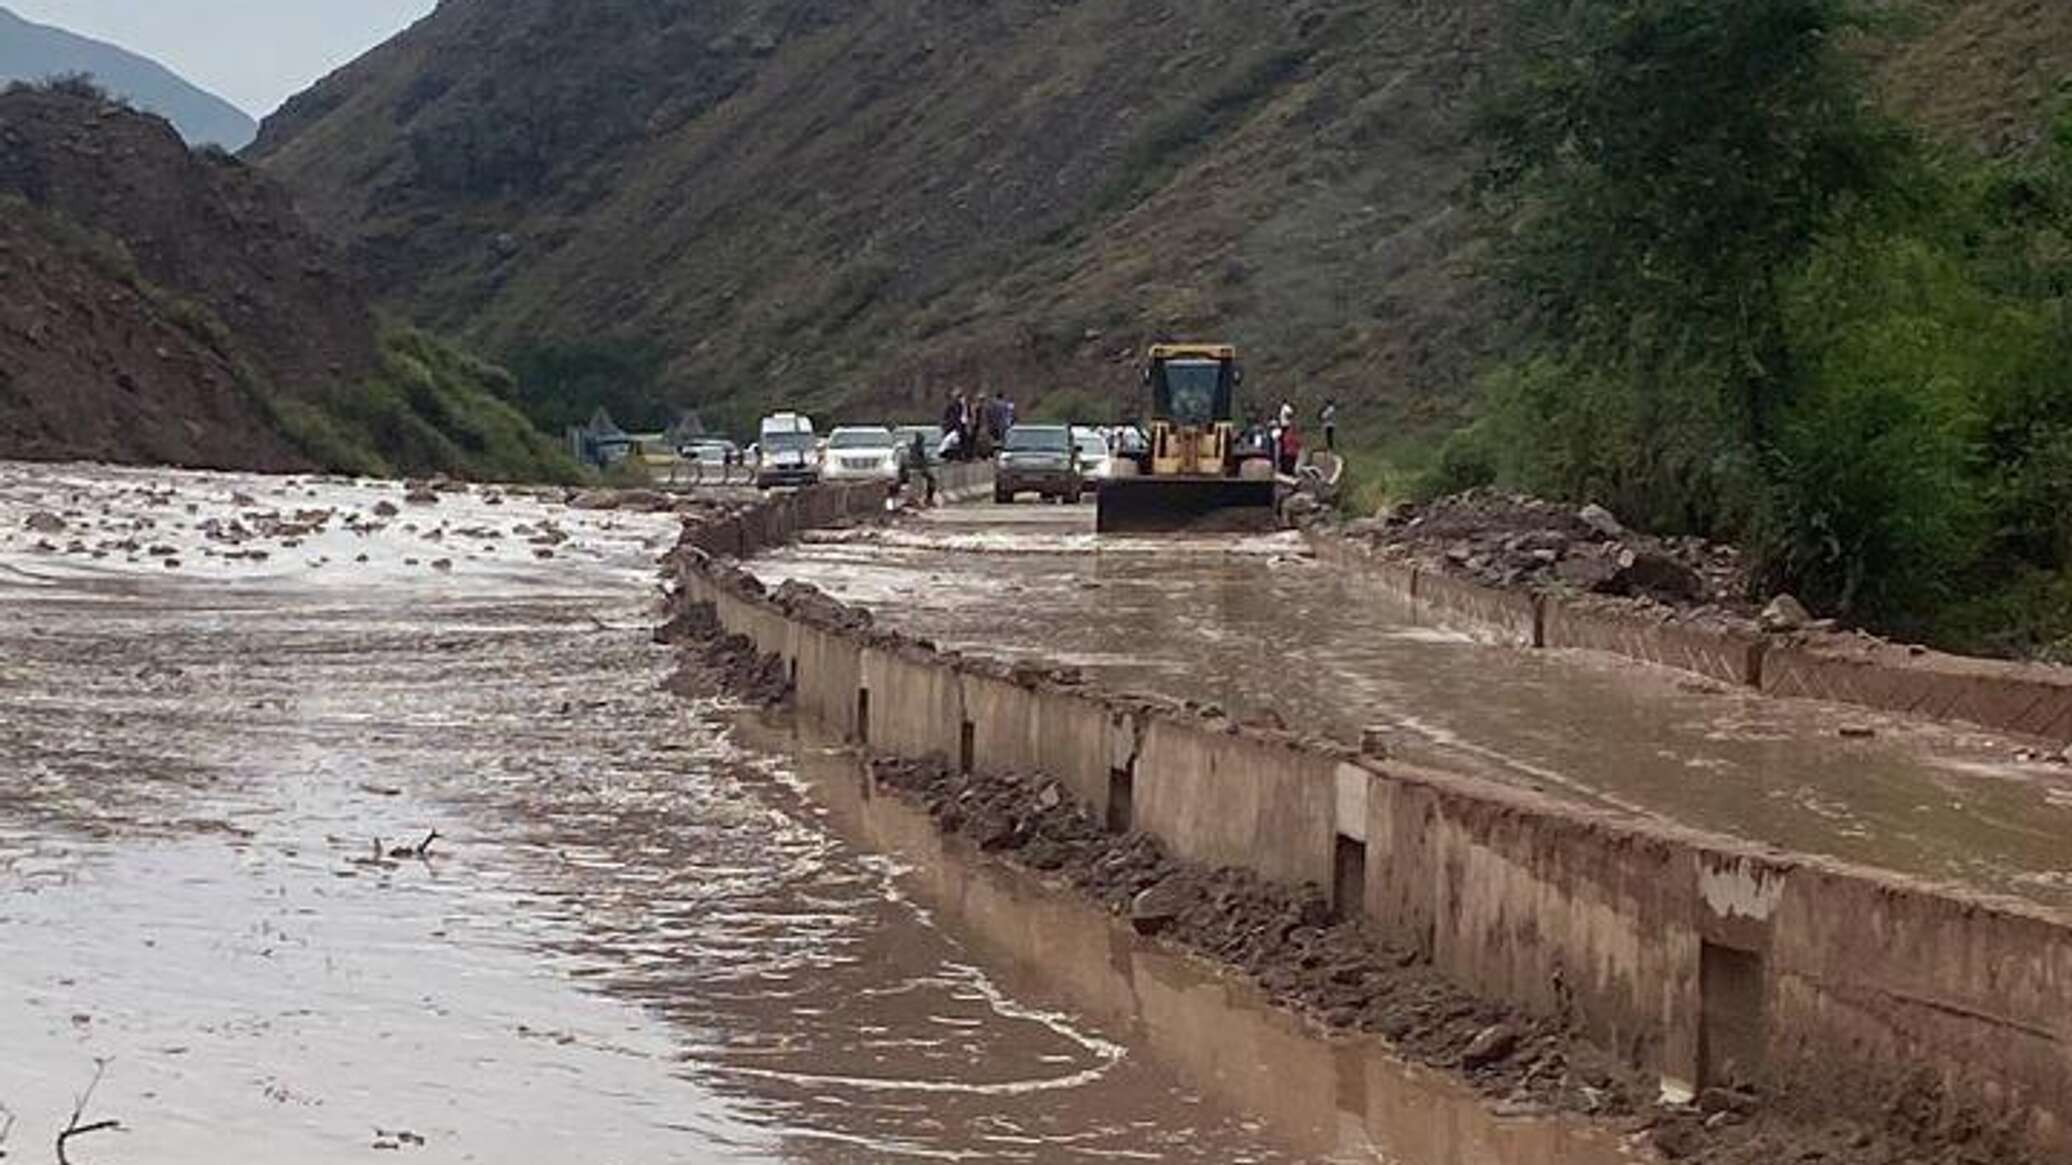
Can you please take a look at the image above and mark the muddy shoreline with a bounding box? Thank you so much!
[659,591,2031,1165]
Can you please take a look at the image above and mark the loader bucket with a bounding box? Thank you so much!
[1095,475,1279,534]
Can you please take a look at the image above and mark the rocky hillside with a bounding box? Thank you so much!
[0,5,257,149]
[249,0,2066,438]
[0,85,575,479]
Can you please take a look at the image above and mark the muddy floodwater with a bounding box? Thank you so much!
[749,505,2072,909]
[0,462,1632,1163]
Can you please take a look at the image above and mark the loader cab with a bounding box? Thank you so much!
[1144,345,1241,427]
[1143,344,1242,479]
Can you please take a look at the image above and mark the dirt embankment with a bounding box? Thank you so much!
[0,87,370,470]
[656,553,2032,1165]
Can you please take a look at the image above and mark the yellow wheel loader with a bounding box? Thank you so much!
[1095,343,1279,533]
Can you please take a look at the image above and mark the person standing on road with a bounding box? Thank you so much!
[907,430,937,506]
[1321,399,1338,453]
[1279,418,1304,476]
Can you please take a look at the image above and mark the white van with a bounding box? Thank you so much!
[755,412,820,489]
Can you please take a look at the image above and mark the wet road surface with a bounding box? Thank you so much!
[748,504,2072,910]
[1,463,1439,1163]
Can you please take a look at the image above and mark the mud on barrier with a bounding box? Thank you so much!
[670,483,2072,1158]
[1309,532,2072,741]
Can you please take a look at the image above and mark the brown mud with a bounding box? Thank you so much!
[663,585,2033,1165]
[1,461,1352,1163]
[749,506,2072,910]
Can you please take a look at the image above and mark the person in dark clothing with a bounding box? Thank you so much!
[907,430,937,505]
[941,391,973,461]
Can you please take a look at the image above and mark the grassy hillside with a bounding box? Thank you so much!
[252,0,1501,436]
[251,0,2065,441]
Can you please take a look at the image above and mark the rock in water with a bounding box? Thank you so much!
[1130,879,1191,936]
[24,511,65,534]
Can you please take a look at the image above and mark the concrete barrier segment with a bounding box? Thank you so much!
[665,483,2072,1157]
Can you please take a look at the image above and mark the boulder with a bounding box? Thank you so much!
[24,511,65,534]
[1460,1023,1519,1069]
[1129,879,1192,935]
[1578,503,1624,538]
[1611,548,1705,603]
[1759,593,1812,632]
[1554,547,1621,590]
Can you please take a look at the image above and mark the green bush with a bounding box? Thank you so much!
[1449,0,2072,655]
[281,329,583,484]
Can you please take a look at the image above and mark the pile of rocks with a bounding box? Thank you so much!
[1341,489,1749,611]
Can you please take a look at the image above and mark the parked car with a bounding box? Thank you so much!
[1072,427,1114,494]
[822,425,902,483]
[994,424,1082,503]
[756,412,820,489]
[682,439,739,466]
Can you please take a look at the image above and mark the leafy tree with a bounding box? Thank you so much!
[1476,0,1905,530]
[504,340,672,433]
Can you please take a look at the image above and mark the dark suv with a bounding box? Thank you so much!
[994,424,1082,503]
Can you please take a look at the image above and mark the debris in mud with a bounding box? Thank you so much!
[372,1128,426,1151]
[661,607,792,707]
[54,1060,121,1165]
[1339,488,1748,612]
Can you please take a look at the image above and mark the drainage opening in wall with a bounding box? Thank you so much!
[960,721,975,774]
[788,658,798,687]
[1333,834,1366,922]
[855,688,870,746]
[1106,766,1134,834]
[1699,942,1766,1088]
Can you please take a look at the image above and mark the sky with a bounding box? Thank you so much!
[6,0,436,117]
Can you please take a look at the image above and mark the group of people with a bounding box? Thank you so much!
[1262,399,1337,475]
[939,390,1016,461]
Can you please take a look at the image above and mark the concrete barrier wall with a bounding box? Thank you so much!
[1762,641,2072,741]
[1542,597,1765,689]
[1311,532,2072,742]
[1410,570,1542,648]
[1134,719,1340,889]
[674,493,2072,1155]
[1363,770,1703,1086]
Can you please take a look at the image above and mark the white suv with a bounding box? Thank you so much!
[821,426,901,483]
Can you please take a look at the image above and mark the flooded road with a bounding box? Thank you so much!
[748,505,2072,909]
[1,462,1422,1163]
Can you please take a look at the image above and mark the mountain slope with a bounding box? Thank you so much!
[251,0,1499,435]
[0,6,256,149]
[0,86,575,479]
[249,0,2071,438]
